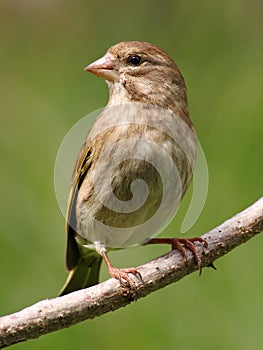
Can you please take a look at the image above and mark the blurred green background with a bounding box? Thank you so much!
[1,0,262,349]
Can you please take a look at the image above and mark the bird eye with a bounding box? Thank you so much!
[127,55,143,66]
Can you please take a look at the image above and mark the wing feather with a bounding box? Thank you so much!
[65,140,92,270]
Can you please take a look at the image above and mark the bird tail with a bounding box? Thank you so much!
[59,255,102,296]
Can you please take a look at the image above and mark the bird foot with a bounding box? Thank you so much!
[108,266,142,291]
[101,251,142,297]
[147,237,208,274]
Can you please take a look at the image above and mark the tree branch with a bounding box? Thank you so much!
[0,197,262,348]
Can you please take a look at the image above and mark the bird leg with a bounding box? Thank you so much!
[101,251,142,290]
[145,237,208,274]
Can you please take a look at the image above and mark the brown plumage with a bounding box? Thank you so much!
[59,41,207,296]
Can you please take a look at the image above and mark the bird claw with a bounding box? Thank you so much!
[108,266,142,290]
[170,237,208,274]
[146,237,208,274]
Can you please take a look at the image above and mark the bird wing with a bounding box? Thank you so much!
[65,140,92,271]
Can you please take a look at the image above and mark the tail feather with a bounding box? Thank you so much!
[59,255,102,296]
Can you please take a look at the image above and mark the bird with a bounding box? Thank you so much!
[59,41,207,296]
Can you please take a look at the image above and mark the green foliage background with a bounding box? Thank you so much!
[0,1,262,349]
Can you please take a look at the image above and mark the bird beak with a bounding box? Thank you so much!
[84,54,120,82]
